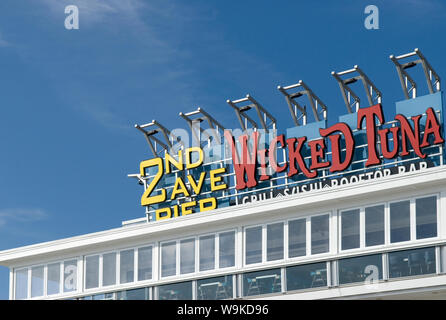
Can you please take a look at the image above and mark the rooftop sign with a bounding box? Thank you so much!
[130,49,445,222]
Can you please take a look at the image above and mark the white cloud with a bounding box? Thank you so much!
[76,103,129,130]
[0,208,48,227]
[35,0,282,131]
[388,0,445,17]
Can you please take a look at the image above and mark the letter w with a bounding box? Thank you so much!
[224,130,259,190]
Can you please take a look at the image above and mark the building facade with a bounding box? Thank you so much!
[2,49,446,300]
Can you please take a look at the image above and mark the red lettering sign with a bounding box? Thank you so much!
[224,106,444,191]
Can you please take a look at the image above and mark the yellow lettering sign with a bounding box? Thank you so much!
[187,172,206,195]
[186,147,204,169]
[156,207,171,220]
[140,158,166,206]
[165,150,183,174]
[181,201,196,216]
[170,177,190,200]
[210,167,227,191]
[199,197,217,212]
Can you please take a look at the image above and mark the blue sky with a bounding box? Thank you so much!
[0,0,446,299]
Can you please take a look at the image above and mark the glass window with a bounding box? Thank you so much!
[47,263,60,295]
[286,262,327,291]
[15,269,28,299]
[245,226,262,264]
[63,260,77,292]
[389,247,436,278]
[92,293,105,300]
[161,242,176,277]
[117,288,149,300]
[219,231,235,268]
[341,209,360,250]
[311,215,329,254]
[138,246,152,281]
[180,238,196,274]
[31,266,44,298]
[288,219,306,258]
[197,275,233,300]
[91,293,114,300]
[243,268,281,297]
[199,235,215,271]
[338,254,382,285]
[365,205,385,247]
[416,196,437,239]
[267,223,284,261]
[85,255,99,289]
[103,293,115,300]
[390,200,410,243]
[120,249,135,284]
[158,281,192,300]
[102,252,116,286]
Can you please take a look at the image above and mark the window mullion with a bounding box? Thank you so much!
[410,199,416,241]
[284,221,289,260]
[281,267,286,293]
[134,248,138,282]
[215,233,220,270]
[153,242,159,282]
[176,240,180,276]
[436,246,441,274]
[360,208,366,248]
[76,258,81,294]
[262,225,267,263]
[59,263,63,295]
[306,218,311,256]
[385,203,390,245]
[27,268,31,299]
[99,255,103,288]
[43,265,48,298]
[382,253,388,280]
[116,252,121,285]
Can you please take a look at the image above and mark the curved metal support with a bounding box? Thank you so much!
[332,65,382,113]
[390,48,440,100]
[278,80,327,126]
[227,94,276,132]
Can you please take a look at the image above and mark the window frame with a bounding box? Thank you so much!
[243,223,265,266]
[84,254,100,290]
[14,267,30,300]
[244,212,332,267]
[266,221,285,262]
[414,194,440,240]
[180,237,197,275]
[309,213,332,256]
[339,202,387,252]
[389,197,413,244]
[218,230,237,269]
[137,245,154,282]
[286,217,308,259]
[339,208,361,251]
[46,262,62,297]
[389,194,440,244]
[338,194,440,253]
[159,229,237,280]
[83,243,154,292]
[13,256,81,300]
